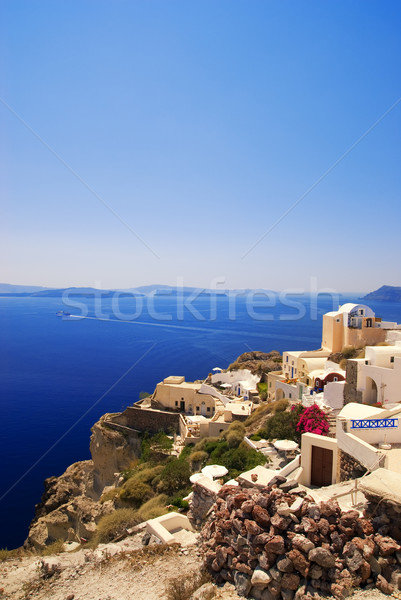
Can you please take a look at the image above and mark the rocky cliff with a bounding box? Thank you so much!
[26,416,141,550]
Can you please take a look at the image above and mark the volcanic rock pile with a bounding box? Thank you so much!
[201,482,401,599]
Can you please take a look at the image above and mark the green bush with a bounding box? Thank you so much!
[226,430,244,448]
[341,345,358,359]
[249,434,262,441]
[119,480,154,506]
[41,539,65,556]
[272,398,289,413]
[157,459,191,495]
[136,495,169,521]
[100,488,120,504]
[192,437,219,452]
[95,509,140,544]
[259,409,300,442]
[224,421,245,435]
[141,431,173,461]
[257,382,268,400]
[189,450,208,468]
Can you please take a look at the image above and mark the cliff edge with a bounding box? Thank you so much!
[26,416,141,550]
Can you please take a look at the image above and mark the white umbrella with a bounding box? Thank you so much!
[201,464,228,479]
[190,473,207,484]
[273,439,299,452]
[212,367,223,371]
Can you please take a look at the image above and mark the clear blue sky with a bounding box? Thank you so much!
[1,1,400,292]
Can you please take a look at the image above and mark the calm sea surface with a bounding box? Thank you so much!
[1,293,400,548]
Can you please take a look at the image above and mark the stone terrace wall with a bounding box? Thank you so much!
[339,450,367,481]
[201,483,401,599]
[109,406,181,435]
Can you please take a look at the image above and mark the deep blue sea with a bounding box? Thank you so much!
[1,293,401,549]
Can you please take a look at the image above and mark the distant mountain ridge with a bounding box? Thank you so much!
[0,283,277,297]
[362,285,401,302]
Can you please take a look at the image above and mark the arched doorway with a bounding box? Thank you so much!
[276,388,285,401]
[365,377,378,404]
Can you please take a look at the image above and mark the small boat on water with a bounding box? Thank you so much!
[56,310,71,317]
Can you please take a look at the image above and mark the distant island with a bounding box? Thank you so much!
[362,285,401,302]
[0,283,276,298]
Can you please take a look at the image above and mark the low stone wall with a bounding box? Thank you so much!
[201,482,401,599]
[339,450,367,481]
[189,478,221,529]
[109,406,181,435]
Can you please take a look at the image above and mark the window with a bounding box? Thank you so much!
[306,378,310,385]
[207,407,211,412]
[333,377,338,382]
[289,393,292,398]
[175,401,178,406]
[286,356,288,362]
[359,309,364,315]
[336,318,340,323]
[365,361,369,365]
[292,361,294,365]
[196,406,200,412]
[391,357,395,363]
[269,382,271,387]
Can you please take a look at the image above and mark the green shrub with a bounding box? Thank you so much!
[339,358,347,370]
[257,382,268,400]
[193,437,219,452]
[95,509,140,544]
[141,431,173,461]
[170,496,190,511]
[189,450,208,468]
[259,408,300,442]
[157,459,191,495]
[136,494,169,521]
[272,398,289,413]
[100,488,120,504]
[224,421,245,435]
[178,445,193,461]
[0,548,22,561]
[249,434,262,441]
[41,539,65,556]
[119,481,154,506]
[341,345,358,359]
[226,430,244,448]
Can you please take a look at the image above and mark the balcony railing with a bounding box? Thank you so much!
[350,418,398,429]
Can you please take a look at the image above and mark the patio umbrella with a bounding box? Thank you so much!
[201,464,228,479]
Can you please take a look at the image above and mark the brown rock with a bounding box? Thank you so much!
[245,519,263,536]
[241,499,255,513]
[271,513,291,531]
[375,534,401,557]
[291,534,315,553]
[317,518,330,536]
[352,536,375,559]
[276,555,293,573]
[359,559,371,581]
[254,533,271,546]
[287,549,310,576]
[281,573,300,591]
[301,517,318,533]
[253,505,271,528]
[265,535,285,555]
[308,547,335,568]
[376,574,394,595]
